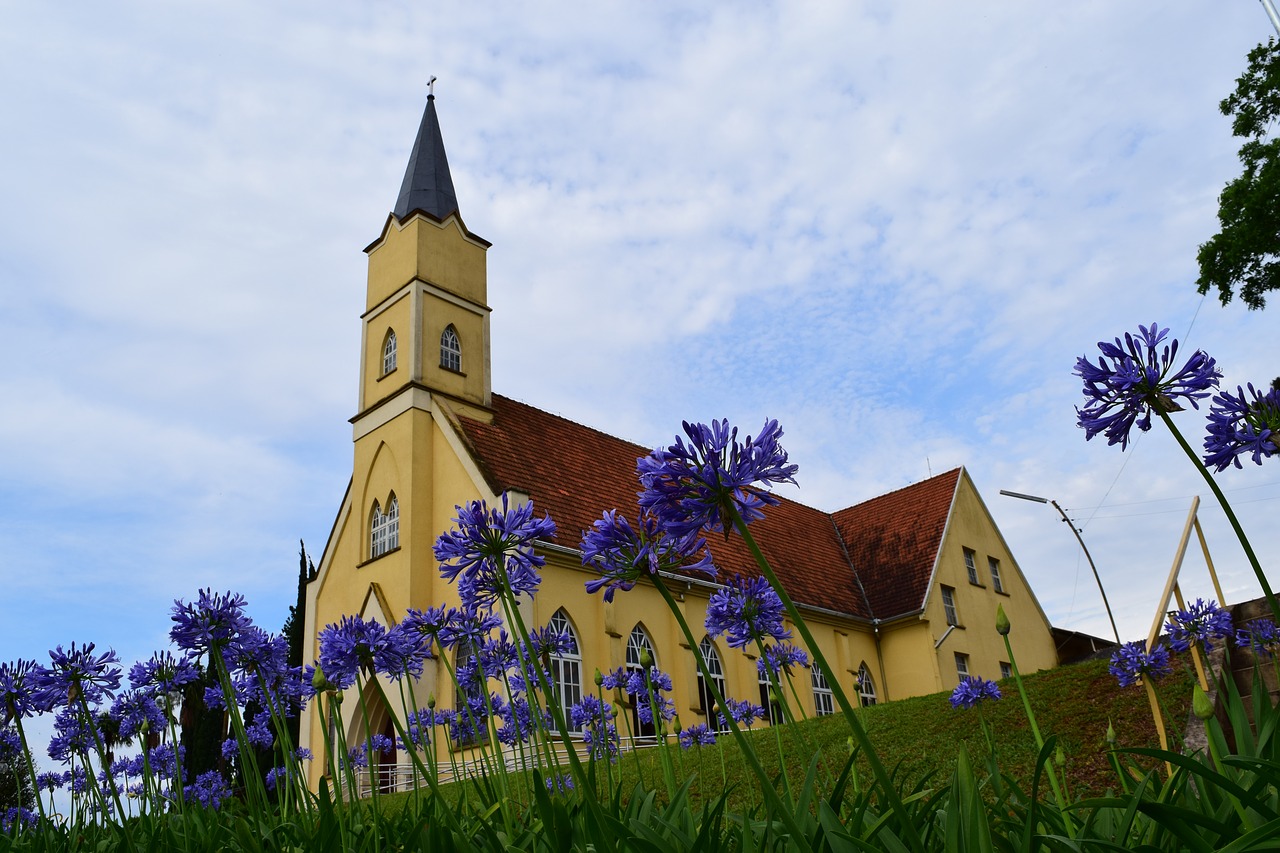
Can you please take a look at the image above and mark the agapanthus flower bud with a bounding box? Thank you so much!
[311,664,329,692]
[1193,685,1215,721]
[1105,719,1116,745]
[594,668,603,687]
[995,604,1010,636]
[639,648,652,669]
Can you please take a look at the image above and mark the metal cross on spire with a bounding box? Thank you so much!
[428,75,437,97]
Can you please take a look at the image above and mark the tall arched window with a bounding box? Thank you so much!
[370,495,399,559]
[811,664,834,716]
[857,663,878,707]
[625,625,657,739]
[382,329,397,375]
[696,636,728,729]
[440,325,461,372]
[548,610,583,732]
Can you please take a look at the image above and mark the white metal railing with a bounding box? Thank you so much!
[352,734,667,798]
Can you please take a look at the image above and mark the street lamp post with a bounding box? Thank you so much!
[1000,490,1122,646]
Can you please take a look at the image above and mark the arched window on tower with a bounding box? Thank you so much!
[548,610,583,732]
[370,495,399,559]
[440,325,461,372]
[857,663,878,707]
[696,636,728,730]
[625,625,658,739]
[382,329,397,376]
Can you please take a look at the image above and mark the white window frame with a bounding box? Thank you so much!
[370,496,399,559]
[954,652,970,680]
[941,585,959,626]
[440,325,462,372]
[548,610,583,732]
[964,548,979,585]
[811,663,834,716]
[988,556,1005,593]
[696,636,728,729]
[1000,661,1013,680]
[857,663,878,707]
[626,625,657,739]
[382,329,397,375]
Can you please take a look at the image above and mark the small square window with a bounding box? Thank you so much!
[963,548,979,585]
[1000,661,1012,680]
[988,557,1005,593]
[954,653,970,679]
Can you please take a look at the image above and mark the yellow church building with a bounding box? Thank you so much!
[300,93,1060,789]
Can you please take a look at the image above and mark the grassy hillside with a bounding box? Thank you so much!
[384,656,1197,815]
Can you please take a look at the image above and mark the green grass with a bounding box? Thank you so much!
[378,656,1196,816]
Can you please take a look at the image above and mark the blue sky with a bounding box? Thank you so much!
[2,3,1278,705]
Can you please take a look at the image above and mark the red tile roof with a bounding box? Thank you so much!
[831,469,960,619]
[455,395,960,622]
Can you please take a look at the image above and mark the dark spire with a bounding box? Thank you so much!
[393,89,459,222]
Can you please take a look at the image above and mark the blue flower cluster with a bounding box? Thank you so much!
[1166,598,1235,653]
[434,493,556,612]
[581,511,715,602]
[949,677,1001,710]
[1204,383,1280,472]
[1109,640,1172,688]
[706,575,791,650]
[1236,617,1280,658]
[1075,323,1220,449]
[637,419,798,538]
[1076,323,1278,477]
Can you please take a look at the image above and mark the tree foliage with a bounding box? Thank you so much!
[1198,38,1280,309]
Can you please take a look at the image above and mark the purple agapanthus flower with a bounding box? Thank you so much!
[756,643,809,678]
[637,419,798,538]
[108,690,166,741]
[434,493,556,611]
[1109,640,1172,688]
[716,697,766,729]
[34,642,121,708]
[0,807,37,834]
[1203,383,1280,472]
[706,575,791,650]
[317,615,423,688]
[949,677,1002,709]
[1166,598,1235,652]
[170,589,255,659]
[184,770,232,809]
[581,510,715,602]
[128,651,200,699]
[1236,617,1280,658]
[570,696,619,761]
[1075,323,1220,449]
[0,659,47,720]
[678,723,717,749]
[599,666,629,691]
[545,773,574,793]
[623,667,676,726]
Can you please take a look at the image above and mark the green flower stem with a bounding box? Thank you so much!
[642,667,680,802]
[359,673,471,839]
[650,574,814,853]
[74,692,132,842]
[753,639,794,798]
[11,714,47,821]
[493,579,612,834]
[1000,631,1075,838]
[729,510,925,853]
[1159,410,1280,625]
